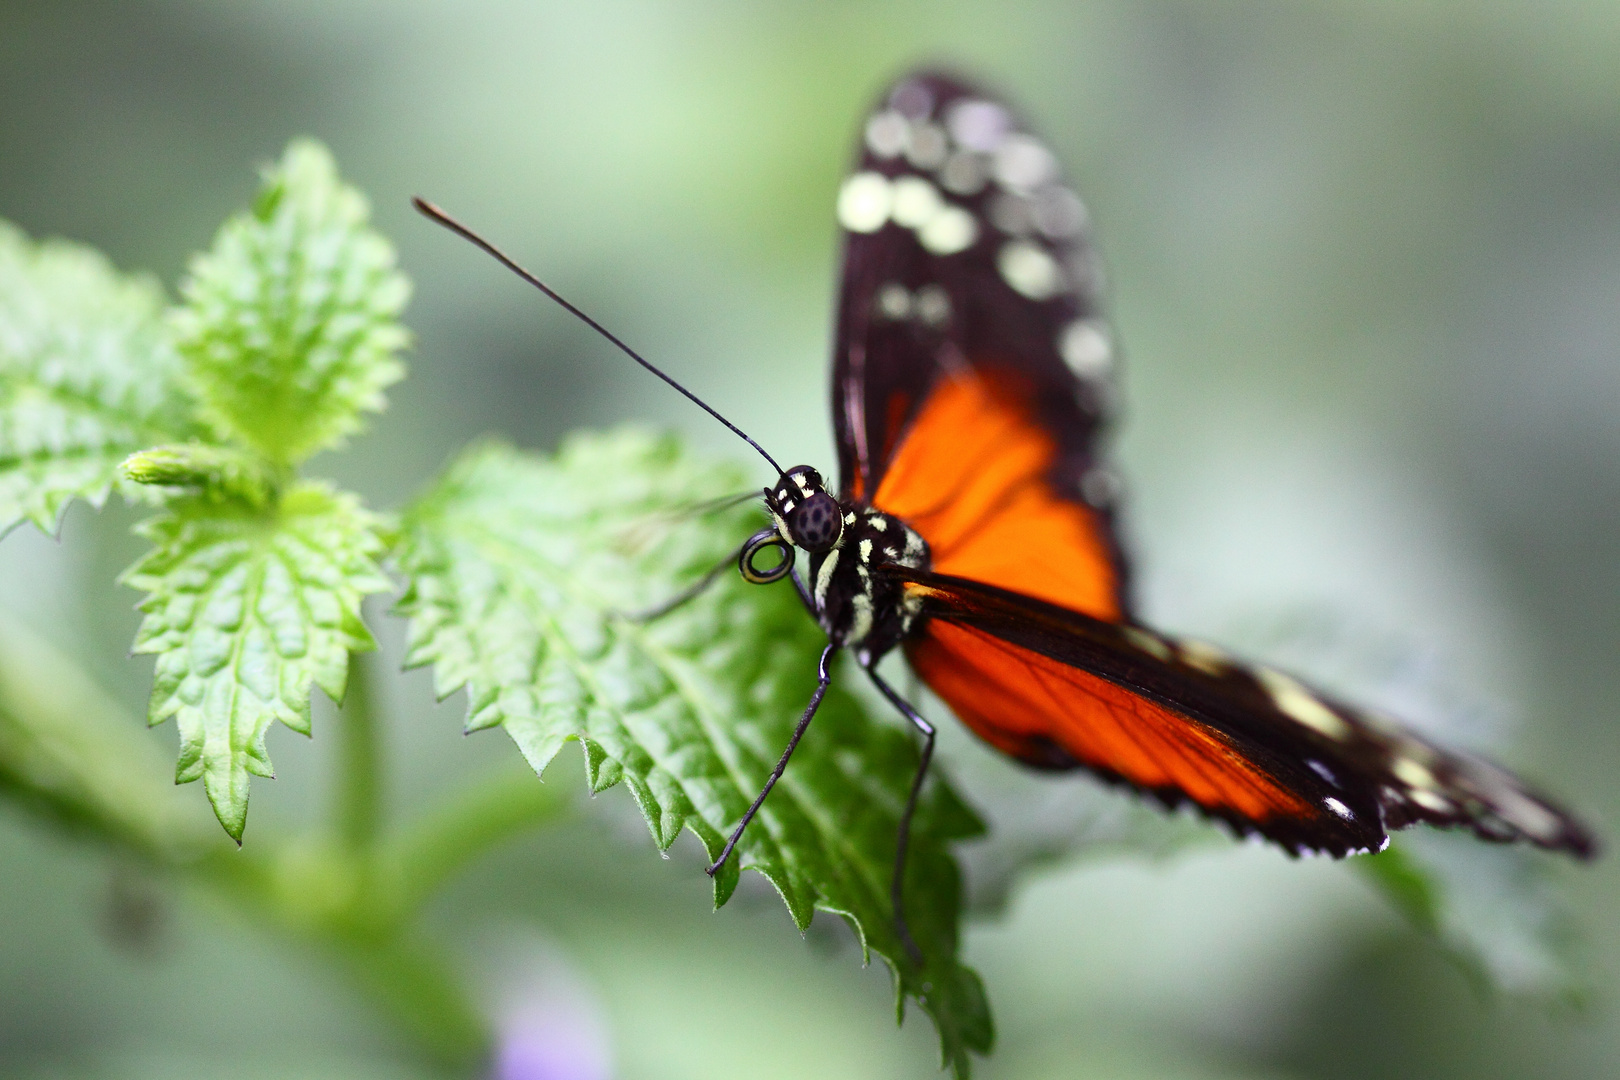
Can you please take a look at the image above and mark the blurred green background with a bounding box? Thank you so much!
[1,2,1617,1077]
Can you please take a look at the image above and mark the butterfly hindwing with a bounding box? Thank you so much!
[895,570,1597,859]
[831,72,1130,621]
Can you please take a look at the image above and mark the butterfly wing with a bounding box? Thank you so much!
[895,569,1598,859]
[830,72,1130,621]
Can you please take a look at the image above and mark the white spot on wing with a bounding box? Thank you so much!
[914,284,951,326]
[998,241,1063,300]
[1391,757,1439,792]
[1033,186,1088,238]
[1256,669,1353,741]
[906,122,948,168]
[940,151,988,195]
[1059,319,1112,377]
[1123,626,1173,661]
[865,111,909,159]
[1325,797,1354,820]
[946,99,1010,151]
[919,206,978,255]
[890,176,944,228]
[1080,467,1119,507]
[1178,638,1229,676]
[876,282,910,320]
[838,172,891,233]
[1409,789,1453,813]
[1307,759,1338,785]
[890,79,933,119]
[1483,782,1567,843]
[992,134,1058,191]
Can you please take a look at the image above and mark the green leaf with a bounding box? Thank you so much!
[121,481,391,840]
[173,139,410,466]
[1357,832,1588,1001]
[0,219,199,535]
[396,430,992,1076]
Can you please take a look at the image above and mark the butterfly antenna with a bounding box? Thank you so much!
[413,197,787,478]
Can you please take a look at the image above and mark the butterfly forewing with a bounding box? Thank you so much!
[895,571,1597,859]
[831,72,1131,622]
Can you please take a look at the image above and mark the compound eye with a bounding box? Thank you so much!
[787,492,841,552]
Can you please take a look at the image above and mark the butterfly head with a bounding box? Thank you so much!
[767,466,844,553]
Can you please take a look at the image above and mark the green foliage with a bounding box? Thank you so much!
[0,136,1595,1080]
[1359,833,1587,1001]
[122,442,280,506]
[172,140,409,466]
[122,483,389,840]
[0,220,199,535]
[396,432,992,1074]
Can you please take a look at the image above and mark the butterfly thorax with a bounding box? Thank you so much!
[805,505,930,661]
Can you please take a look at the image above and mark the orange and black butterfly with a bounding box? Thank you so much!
[417,69,1596,944]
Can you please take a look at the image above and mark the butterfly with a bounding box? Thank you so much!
[415,69,1596,949]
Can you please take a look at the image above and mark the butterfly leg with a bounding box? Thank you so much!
[707,643,838,876]
[616,546,740,622]
[864,664,935,964]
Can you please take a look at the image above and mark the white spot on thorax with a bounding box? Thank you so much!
[868,516,887,531]
[998,241,1063,299]
[814,547,840,607]
[848,591,874,645]
[838,172,891,233]
[903,527,926,560]
[859,538,873,562]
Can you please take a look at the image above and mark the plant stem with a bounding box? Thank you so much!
[385,763,572,917]
[195,846,489,1073]
[337,649,382,850]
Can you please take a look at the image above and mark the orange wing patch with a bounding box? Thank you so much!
[871,371,1123,621]
[906,618,1316,826]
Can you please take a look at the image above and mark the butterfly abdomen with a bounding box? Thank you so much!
[808,505,929,660]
